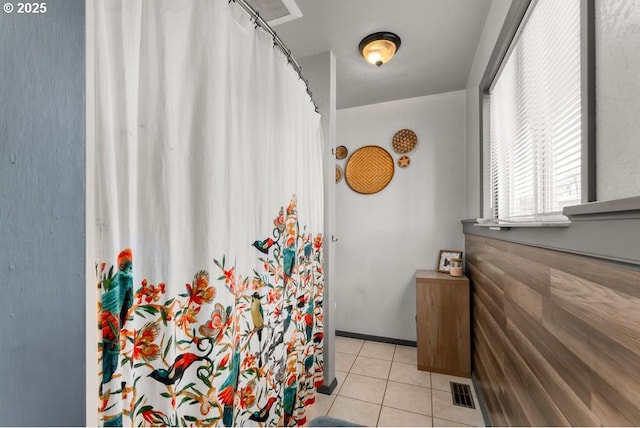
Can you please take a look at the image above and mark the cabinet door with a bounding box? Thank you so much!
[416,279,470,377]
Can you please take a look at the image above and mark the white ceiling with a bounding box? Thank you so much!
[274,0,493,109]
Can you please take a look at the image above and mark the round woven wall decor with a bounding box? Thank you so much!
[345,145,394,194]
[398,155,410,168]
[392,128,418,154]
[336,145,348,160]
[336,165,343,183]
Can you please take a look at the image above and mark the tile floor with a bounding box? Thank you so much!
[306,337,486,427]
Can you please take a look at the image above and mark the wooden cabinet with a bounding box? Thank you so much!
[415,270,470,377]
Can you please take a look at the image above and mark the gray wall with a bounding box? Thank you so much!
[0,1,85,425]
[464,0,512,218]
[595,0,640,200]
[298,51,338,392]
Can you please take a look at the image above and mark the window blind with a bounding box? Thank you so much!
[489,0,581,222]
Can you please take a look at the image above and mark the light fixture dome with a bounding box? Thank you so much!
[359,32,401,67]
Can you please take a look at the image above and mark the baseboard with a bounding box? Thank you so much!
[317,377,337,395]
[335,330,417,347]
[472,372,491,427]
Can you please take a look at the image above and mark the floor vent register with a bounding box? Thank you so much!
[450,382,475,409]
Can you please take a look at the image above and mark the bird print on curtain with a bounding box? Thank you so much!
[97,196,324,426]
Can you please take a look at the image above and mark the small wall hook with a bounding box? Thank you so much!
[331,235,338,242]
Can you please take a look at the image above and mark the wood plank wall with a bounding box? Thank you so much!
[465,234,640,426]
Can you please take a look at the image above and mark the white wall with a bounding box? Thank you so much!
[335,91,467,341]
[595,0,640,201]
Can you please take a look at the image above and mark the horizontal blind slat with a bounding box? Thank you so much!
[488,0,581,220]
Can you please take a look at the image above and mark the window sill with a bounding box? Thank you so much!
[473,220,571,230]
[563,196,640,219]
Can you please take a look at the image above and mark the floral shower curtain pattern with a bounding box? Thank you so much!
[94,1,325,426]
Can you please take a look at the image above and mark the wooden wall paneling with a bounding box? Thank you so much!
[475,254,506,290]
[467,236,501,417]
[470,271,509,422]
[542,300,596,368]
[563,257,640,299]
[503,275,544,322]
[466,234,640,426]
[473,317,510,425]
[478,241,508,269]
[475,324,523,427]
[550,268,640,354]
[481,234,511,252]
[595,377,640,426]
[591,372,640,426]
[503,326,572,427]
[473,310,504,388]
[473,293,505,356]
[495,389,525,427]
[499,251,551,296]
[507,296,592,407]
[474,357,508,426]
[589,359,640,425]
[504,307,599,426]
[588,325,640,410]
[501,339,556,426]
[474,276,506,331]
[507,320,569,426]
[468,263,504,313]
[509,239,640,299]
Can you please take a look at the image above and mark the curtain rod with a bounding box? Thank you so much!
[231,0,319,113]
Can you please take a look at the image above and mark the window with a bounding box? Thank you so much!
[486,0,582,222]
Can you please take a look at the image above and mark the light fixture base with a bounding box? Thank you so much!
[358,32,401,66]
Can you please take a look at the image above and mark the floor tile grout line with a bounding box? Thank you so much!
[379,404,435,419]
[324,393,337,419]
[387,379,432,391]
[337,383,386,406]
[375,345,395,427]
[377,401,433,418]
[352,369,431,389]
[375,391,384,427]
[354,356,394,362]
[332,394,384,410]
[350,372,391,381]
[341,372,390,386]
[431,372,435,427]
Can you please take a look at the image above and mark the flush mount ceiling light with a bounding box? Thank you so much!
[359,32,401,67]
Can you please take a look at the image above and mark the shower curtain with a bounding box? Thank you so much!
[94,1,324,426]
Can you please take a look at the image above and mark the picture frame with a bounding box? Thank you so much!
[437,250,463,273]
